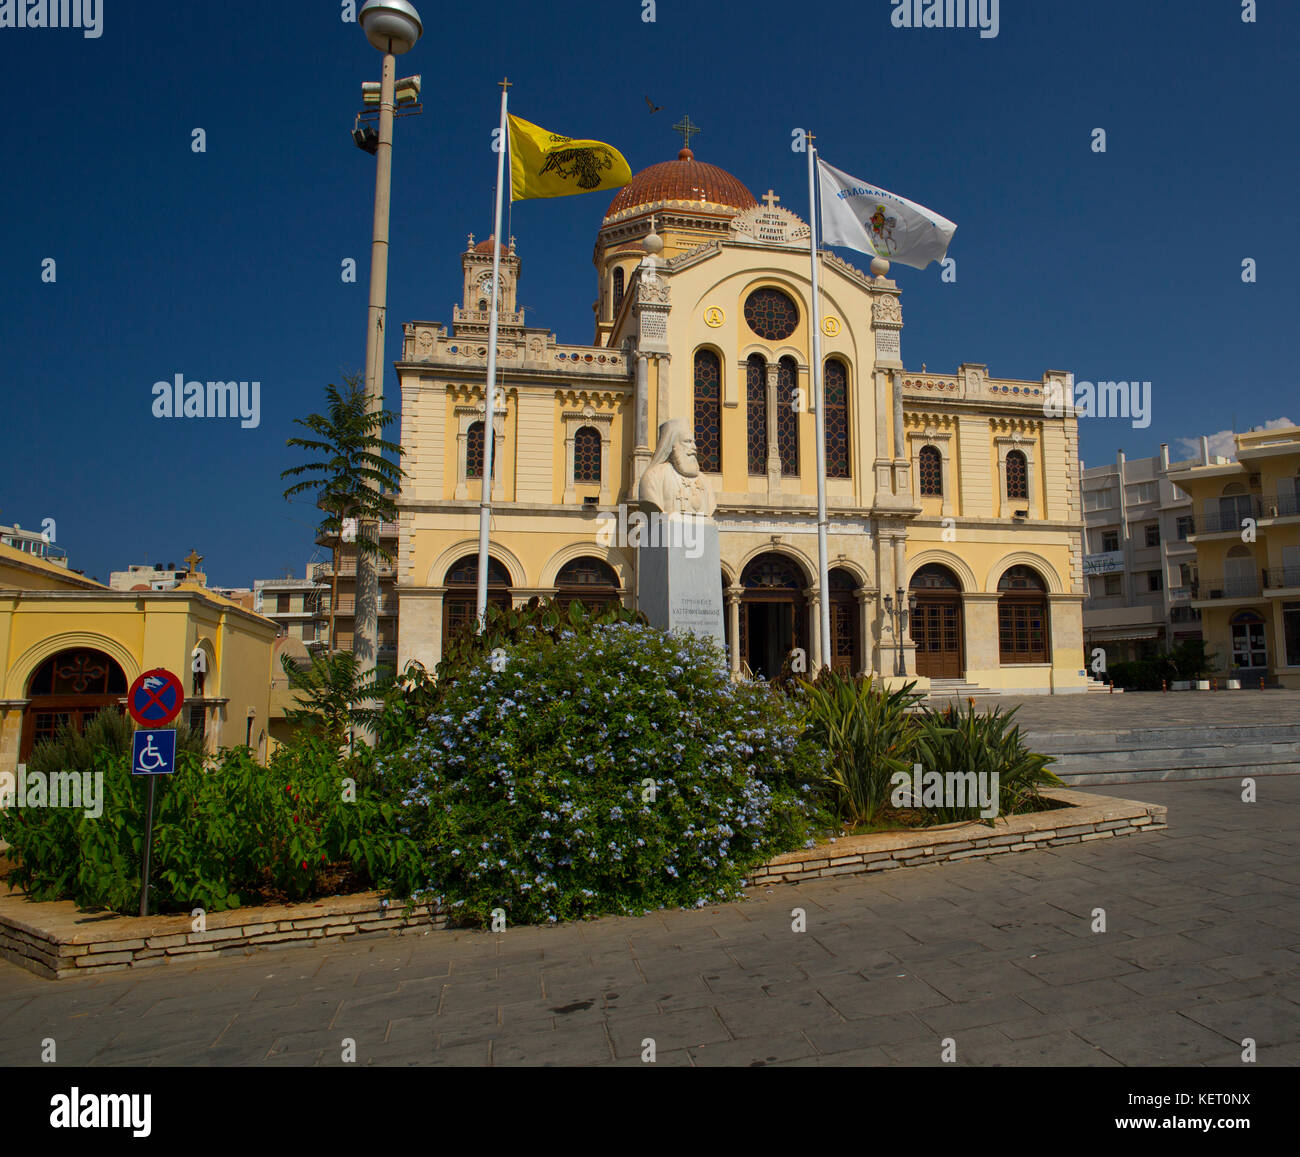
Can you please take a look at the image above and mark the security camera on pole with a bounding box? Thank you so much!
[352,0,422,732]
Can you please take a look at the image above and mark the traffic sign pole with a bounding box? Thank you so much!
[125,669,183,918]
[140,778,157,917]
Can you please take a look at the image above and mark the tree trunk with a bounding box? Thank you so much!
[329,517,341,651]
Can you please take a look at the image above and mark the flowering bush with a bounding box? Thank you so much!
[380,622,827,926]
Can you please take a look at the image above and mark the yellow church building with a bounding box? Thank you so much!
[394,144,1088,694]
[0,544,278,774]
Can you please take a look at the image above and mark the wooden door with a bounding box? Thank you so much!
[912,597,963,679]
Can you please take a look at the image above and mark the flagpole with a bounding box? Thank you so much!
[477,78,511,629]
[807,140,832,673]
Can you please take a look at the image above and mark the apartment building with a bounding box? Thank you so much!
[1080,445,1212,664]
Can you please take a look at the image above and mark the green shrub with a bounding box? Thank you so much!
[26,709,204,776]
[380,620,827,926]
[916,701,1062,824]
[0,736,417,915]
[798,671,926,825]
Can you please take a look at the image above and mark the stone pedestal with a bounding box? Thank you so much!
[637,518,725,650]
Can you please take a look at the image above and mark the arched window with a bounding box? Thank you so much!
[574,426,601,483]
[466,420,495,480]
[997,565,1050,663]
[612,267,625,316]
[1005,450,1029,501]
[777,356,799,476]
[693,349,721,473]
[918,445,943,497]
[443,554,512,641]
[824,359,850,479]
[746,354,767,475]
[555,557,621,614]
[21,648,128,763]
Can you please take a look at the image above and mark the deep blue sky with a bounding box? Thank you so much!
[1,0,1296,586]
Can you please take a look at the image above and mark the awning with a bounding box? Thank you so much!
[1084,626,1162,642]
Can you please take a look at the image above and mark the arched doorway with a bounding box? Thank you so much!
[1229,609,1268,674]
[554,557,621,614]
[443,555,512,642]
[910,564,964,678]
[998,565,1051,663]
[740,554,806,679]
[828,568,860,675]
[21,648,128,763]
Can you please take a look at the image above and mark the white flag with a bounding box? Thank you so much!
[817,158,956,270]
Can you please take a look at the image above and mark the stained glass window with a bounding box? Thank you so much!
[919,444,943,496]
[1005,449,1028,500]
[693,349,722,473]
[744,288,799,341]
[467,421,498,480]
[824,359,850,479]
[777,357,799,476]
[746,354,767,475]
[574,426,601,483]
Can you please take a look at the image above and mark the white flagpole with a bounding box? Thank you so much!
[807,141,832,673]
[477,79,511,629]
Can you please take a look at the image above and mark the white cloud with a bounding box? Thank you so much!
[1174,417,1296,461]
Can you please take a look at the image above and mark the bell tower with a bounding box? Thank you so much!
[455,235,523,338]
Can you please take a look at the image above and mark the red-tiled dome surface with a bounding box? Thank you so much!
[604,149,757,221]
[472,236,510,254]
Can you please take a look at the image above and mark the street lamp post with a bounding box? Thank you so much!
[882,588,917,677]
[353,0,421,722]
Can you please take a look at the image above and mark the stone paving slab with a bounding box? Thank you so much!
[0,775,1297,1066]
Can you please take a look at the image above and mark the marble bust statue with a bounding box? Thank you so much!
[638,419,716,518]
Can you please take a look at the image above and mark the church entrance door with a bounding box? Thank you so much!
[739,554,806,680]
[909,564,964,680]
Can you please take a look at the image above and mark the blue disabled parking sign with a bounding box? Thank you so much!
[132,728,177,776]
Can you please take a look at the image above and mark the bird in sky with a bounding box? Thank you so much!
[644,95,663,114]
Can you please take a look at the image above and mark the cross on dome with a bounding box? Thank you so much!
[672,114,700,151]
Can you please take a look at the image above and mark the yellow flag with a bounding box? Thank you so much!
[508,114,632,202]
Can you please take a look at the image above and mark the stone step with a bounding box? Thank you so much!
[1026,723,1300,785]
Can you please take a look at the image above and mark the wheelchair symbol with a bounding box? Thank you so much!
[137,734,165,772]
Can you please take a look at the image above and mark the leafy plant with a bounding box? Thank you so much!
[281,374,404,650]
[798,670,928,825]
[916,701,1062,825]
[380,620,827,927]
[26,709,204,776]
[280,649,392,749]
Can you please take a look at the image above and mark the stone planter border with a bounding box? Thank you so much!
[0,889,445,981]
[0,789,1165,981]
[744,788,1166,887]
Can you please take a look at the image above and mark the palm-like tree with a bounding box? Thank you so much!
[281,375,404,650]
[280,650,390,749]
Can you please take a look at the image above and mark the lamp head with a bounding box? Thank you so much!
[359,0,423,54]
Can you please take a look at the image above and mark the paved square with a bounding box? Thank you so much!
[1,775,1296,1066]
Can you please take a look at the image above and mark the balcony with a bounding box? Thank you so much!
[1264,566,1300,593]
[1259,493,1300,521]
[311,559,397,582]
[1190,504,1258,536]
[1191,573,1262,602]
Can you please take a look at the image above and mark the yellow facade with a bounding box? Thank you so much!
[1168,426,1300,687]
[0,543,279,773]
[395,152,1088,693]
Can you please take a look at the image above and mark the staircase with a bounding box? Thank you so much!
[1085,676,1120,693]
[1026,722,1300,785]
[923,677,998,703]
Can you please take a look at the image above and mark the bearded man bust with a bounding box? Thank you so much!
[637,419,717,518]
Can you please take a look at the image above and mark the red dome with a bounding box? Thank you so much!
[472,236,510,254]
[604,149,757,222]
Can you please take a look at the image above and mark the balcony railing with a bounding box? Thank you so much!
[311,560,397,582]
[1192,504,1258,534]
[1260,493,1300,519]
[1265,566,1300,590]
[1191,573,1262,599]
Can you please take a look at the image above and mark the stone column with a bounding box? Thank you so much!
[634,355,651,488]
[805,588,822,671]
[725,586,743,678]
[854,589,876,676]
[766,362,781,492]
